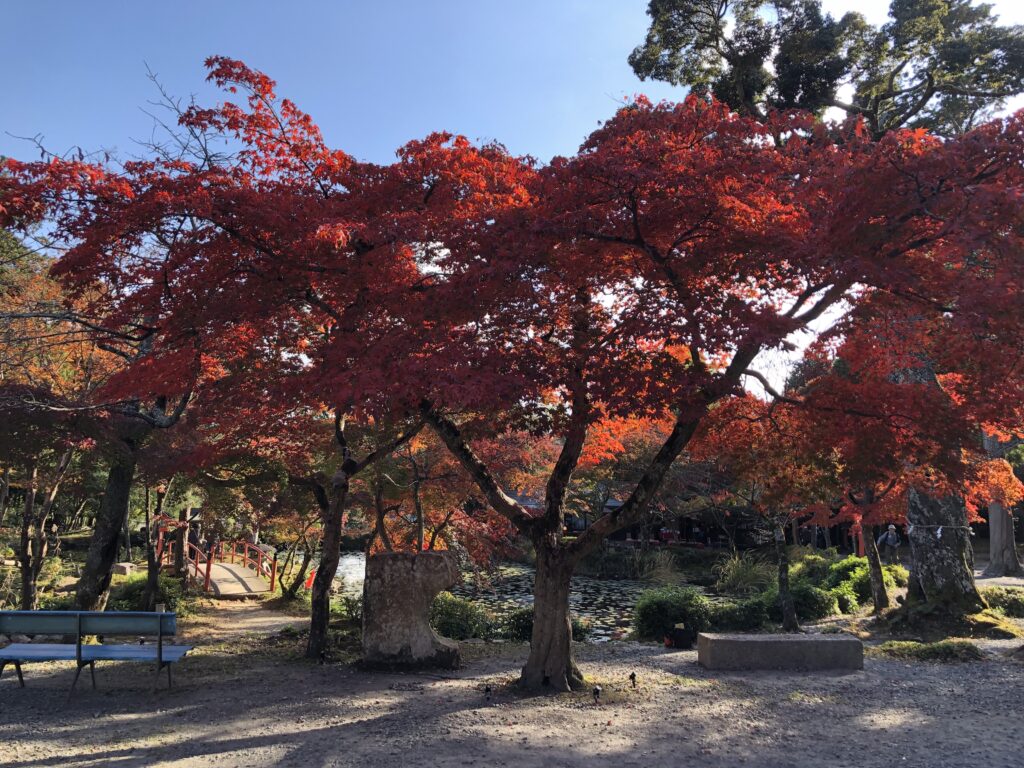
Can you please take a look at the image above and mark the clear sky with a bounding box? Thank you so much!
[5,1,1023,166]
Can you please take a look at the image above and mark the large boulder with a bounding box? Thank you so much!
[362,551,461,669]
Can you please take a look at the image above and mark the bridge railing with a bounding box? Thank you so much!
[216,541,278,592]
[160,538,277,593]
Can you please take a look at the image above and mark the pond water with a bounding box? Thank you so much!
[333,552,665,641]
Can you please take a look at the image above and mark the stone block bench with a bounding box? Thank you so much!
[697,632,863,671]
[0,610,192,696]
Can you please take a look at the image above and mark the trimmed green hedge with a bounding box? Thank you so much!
[501,607,593,642]
[634,586,711,640]
[709,596,769,631]
[430,592,497,640]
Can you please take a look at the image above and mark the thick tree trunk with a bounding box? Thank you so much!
[306,475,348,661]
[905,488,985,616]
[520,545,585,691]
[983,502,1022,577]
[774,526,799,632]
[77,452,137,611]
[864,529,891,612]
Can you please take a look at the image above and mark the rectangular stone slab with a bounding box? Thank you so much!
[697,632,864,671]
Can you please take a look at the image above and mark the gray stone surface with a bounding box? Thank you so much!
[111,562,136,576]
[362,551,461,669]
[697,632,864,671]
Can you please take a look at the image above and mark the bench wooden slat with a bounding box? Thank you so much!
[0,612,79,635]
[0,643,191,663]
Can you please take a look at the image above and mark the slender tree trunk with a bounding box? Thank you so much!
[0,467,10,525]
[77,451,137,611]
[905,489,985,617]
[864,528,891,612]
[285,547,313,600]
[984,501,1022,577]
[520,544,585,691]
[19,466,39,610]
[174,504,187,577]
[306,473,348,661]
[774,525,799,632]
[142,485,168,611]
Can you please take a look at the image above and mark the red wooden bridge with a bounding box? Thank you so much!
[157,526,278,598]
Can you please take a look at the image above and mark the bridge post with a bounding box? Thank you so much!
[270,554,278,592]
[204,552,213,593]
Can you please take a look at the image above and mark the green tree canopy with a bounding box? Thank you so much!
[629,0,1024,136]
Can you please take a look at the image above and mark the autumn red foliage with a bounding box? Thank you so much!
[4,56,1024,685]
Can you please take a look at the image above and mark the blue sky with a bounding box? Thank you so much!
[6,1,1022,167]
[3,1,681,164]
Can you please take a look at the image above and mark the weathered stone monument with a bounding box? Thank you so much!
[697,632,864,671]
[362,551,461,669]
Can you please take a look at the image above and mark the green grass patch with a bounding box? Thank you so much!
[870,640,984,663]
[982,586,1024,618]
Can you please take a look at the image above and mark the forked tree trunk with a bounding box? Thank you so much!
[77,451,137,611]
[905,488,985,616]
[863,529,891,612]
[306,474,348,661]
[774,525,799,632]
[984,501,1022,577]
[521,545,585,691]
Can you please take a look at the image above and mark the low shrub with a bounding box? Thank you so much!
[634,586,712,640]
[37,592,76,610]
[762,583,839,622]
[578,547,679,581]
[709,597,769,631]
[713,554,774,595]
[501,607,592,642]
[852,564,901,601]
[829,581,860,614]
[336,594,363,622]
[791,583,840,620]
[789,552,833,584]
[982,586,1024,618]
[885,564,910,588]
[107,573,191,616]
[430,592,496,640]
[872,640,984,663]
[825,555,868,589]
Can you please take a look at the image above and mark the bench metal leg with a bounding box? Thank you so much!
[68,663,84,699]
[2,661,26,688]
[152,662,174,692]
[89,661,96,690]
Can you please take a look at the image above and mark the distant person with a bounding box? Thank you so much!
[877,524,901,564]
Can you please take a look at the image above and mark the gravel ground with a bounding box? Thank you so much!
[1,604,1022,768]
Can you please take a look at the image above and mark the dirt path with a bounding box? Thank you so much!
[180,599,308,643]
[2,617,1023,768]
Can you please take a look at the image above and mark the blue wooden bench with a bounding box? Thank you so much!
[0,610,192,696]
